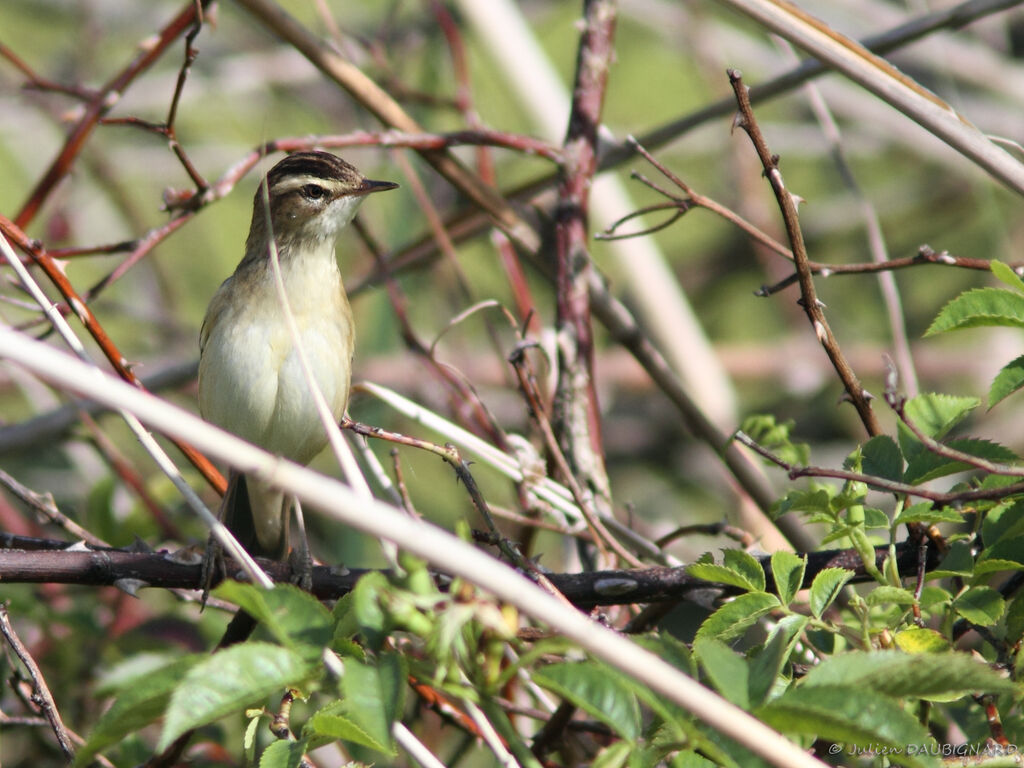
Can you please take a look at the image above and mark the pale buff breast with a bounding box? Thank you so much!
[198,248,354,465]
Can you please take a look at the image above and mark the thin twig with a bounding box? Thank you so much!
[0,468,108,547]
[509,343,644,568]
[0,214,226,494]
[734,430,1024,506]
[756,244,998,296]
[14,1,208,227]
[0,603,76,760]
[729,69,880,437]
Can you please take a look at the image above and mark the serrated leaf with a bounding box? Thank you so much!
[770,551,806,606]
[686,563,760,592]
[259,738,307,768]
[927,540,974,580]
[756,685,937,767]
[862,507,890,529]
[351,571,390,651]
[864,586,917,607]
[75,655,203,766]
[809,568,853,619]
[159,643,315,750]
[893,628,950,654]
[696,592,780,642]
[592,740,632,768]
[339,653,405,755]
[739,414,809,466]
[722,549,766,592]
[214,582,332,657]
[693,637,749,709]
[632,633,696,677]
[902,438,1016,485]
[535,661,641,740]
[860,435,903,482]
[671,751,719,768]
[925,287,1024,335]
[307,711,389,753]
[802,650,1015,699]
[981,503,1024,547]
[772,487,835,517]
[991,260,1024,293]
[1006,595,1024,645]
[952,586,1005,626]
[893,502,962,526]
[919,586,951,608]
[897,395,979,461]
[974,536,1024,573]
[990,355,1024,408]
[974,558,1024,576]
[748,615,807,707]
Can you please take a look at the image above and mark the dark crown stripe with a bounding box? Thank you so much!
[266,152,360,186]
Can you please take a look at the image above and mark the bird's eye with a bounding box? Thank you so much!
[300,184,328,200]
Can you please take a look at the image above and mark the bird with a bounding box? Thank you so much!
[198,150,397,580]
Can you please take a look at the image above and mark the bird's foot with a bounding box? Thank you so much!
[199,534,226,610]
[287,543,314,593]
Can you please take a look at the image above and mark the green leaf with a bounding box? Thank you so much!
[991,260,1024,293]
[755,685,937,767]
[214,582,332,657]
[990,354,1024,408]
[928,540,974,579]
[632,633,697,678]
[693,637,749,709]
[1006,594,1024,645]
[351,571,390,651]
[862,506,890,529]
[696,592,780,642]
[952,586,1005,626]
[748,615,808,707]
[739,414,809,466]
[671,751,719,768]
[535,661,641,740]
[893,502,962,526]
[982,502,1024,547]
[770,551,805,606]
[75,655,203,766]
[592,740,633,768]
[925,287,1024,335]
[860,435,903,482]
[808,568,853,619]
[159,643,315,750]
[772,486,835,518]
[307,709,389,753]
[259,738,307,768]
[892,627,950,653]
[896,395,979,470]
[801,650,1016,699]
[722,549,766,592]
[686,562,761,593]
[864,586,917,607]
[339,653,405,755]
[902,438,1017,485]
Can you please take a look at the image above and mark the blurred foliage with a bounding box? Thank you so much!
[3,0,1024,766]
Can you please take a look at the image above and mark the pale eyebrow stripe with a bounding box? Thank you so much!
[268,175,341,195]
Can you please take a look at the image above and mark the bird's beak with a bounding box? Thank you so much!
[356,179,400,196]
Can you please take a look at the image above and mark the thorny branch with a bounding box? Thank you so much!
[14,1,210,228]
[733,431,1024,506]
[0,603,76,760]
[0,535,942,609]
[729,69,880,437]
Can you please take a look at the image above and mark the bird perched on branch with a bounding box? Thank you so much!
[198,150,398,581]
